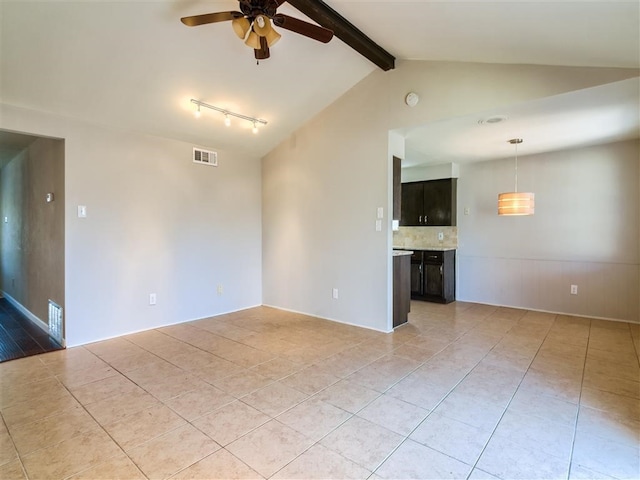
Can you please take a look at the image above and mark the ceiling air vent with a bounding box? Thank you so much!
[193,147,218,167]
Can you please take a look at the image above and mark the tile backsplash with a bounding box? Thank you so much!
[393,226,458,249]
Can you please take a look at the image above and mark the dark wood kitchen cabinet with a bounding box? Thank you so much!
[393,157,402,222]
[409,249,456,303]
[400,179,457,226]
[393,252,411,328]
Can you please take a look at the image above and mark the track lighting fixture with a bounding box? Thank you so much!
[190,99,267,132]
[194,104,201,118]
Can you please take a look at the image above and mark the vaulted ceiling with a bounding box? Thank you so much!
[1,1,638,160]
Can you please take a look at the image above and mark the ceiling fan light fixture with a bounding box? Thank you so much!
[265,26,281,47]
[180,5,339,63]
[231,17,251,39]
[253,15,271,36]
[245,30,261,49]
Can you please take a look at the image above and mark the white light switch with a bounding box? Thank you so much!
[77,205,87,218]
[3,217,7,223]
[377,207,384,219]
[464,207,470,215]
[375,220,382,231]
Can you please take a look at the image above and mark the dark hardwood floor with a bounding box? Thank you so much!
[0,298,63,363]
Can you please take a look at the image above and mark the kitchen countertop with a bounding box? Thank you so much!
[392,250,414,256]
[393,246,457,251]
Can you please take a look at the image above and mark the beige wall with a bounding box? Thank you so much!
[262,61,639,331]
[457,140,639,322]
[0,137,65,325]
[262,71,391,330]
[0,104,263,346]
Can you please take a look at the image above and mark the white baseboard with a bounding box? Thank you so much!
[67,304,265,348]
[261,303,392,333]
[1,291,50,334]
[455,297,640,325]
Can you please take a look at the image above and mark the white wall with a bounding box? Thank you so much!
[457,140,639,322]
[262,72,392,331]
[262,60,638,331]
[1,104,263,346]
[402,163,460,183]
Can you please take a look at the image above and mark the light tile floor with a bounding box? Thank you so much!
[1,302,638,479]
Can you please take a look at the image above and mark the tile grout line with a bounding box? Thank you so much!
[565,317,592,480]
[54,349,151,480]
[76,344,270,479]
[461,314,562,479]
[262,315,472,478]
[6,306,627,480]
[0,410,30,480]
[359,312,534,478]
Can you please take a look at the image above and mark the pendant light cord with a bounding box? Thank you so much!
[509,138,523,193]
[514,140,518,193]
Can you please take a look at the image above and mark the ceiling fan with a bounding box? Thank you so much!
[181,0,334,61]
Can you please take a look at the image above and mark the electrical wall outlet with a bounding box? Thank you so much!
[332,288,339,299]
[570,285,578,295]
[217,284,223,296]
[149,293,157,305]
[438,232,444,241]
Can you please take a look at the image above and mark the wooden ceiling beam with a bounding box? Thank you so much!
[286,0,395,71]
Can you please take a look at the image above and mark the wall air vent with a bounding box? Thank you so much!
[48,300,63,345]
[193,147,218,167]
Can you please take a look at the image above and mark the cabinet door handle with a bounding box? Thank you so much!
[419,215,422,224]
[440,265,443,275]
[424,216,427,225]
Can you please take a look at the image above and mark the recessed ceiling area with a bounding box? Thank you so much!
[399,77,640,168]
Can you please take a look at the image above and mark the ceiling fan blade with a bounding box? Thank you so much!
[181,11,243,27]
[272,14,333,43]
[255,36,270,60]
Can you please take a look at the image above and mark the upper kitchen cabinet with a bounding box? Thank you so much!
[393,157,402,222]
[400,179,457,226]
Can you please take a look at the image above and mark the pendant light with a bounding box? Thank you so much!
[498,138,535,216]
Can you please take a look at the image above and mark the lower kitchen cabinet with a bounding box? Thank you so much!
[410,250,455,303]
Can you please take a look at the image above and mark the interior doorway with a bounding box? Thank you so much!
[0,130,65,362]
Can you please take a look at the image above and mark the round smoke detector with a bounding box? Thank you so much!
[405,92,419,107]
[478,115,508,125]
